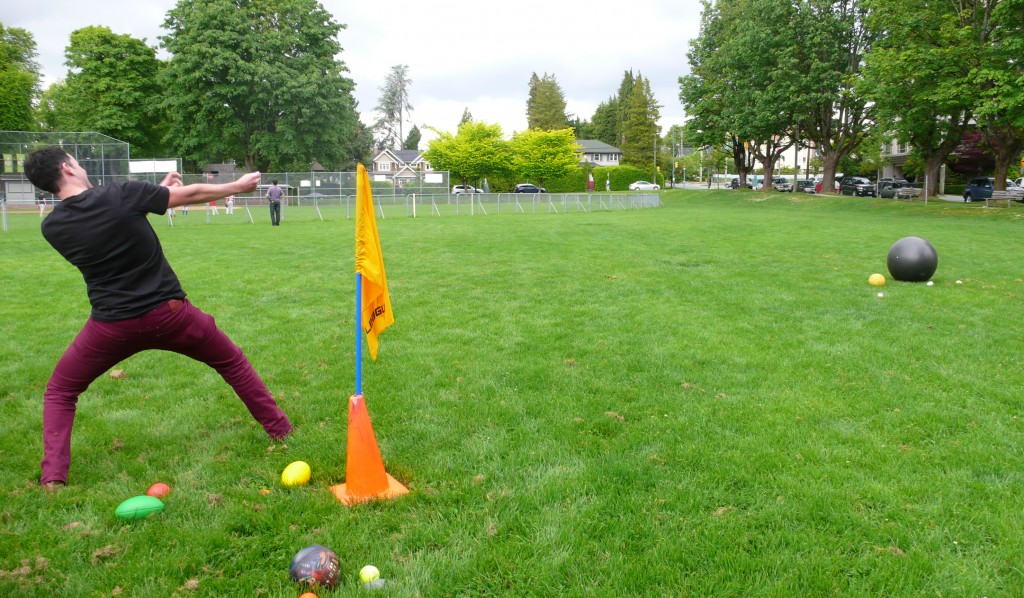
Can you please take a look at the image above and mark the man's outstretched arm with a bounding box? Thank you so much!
[165,172,262,208]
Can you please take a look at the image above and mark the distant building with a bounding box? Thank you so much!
[371,149,433,185]
[577,140,622,166]
[879,139,913,180]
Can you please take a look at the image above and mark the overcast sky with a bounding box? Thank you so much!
[5,0,700,147]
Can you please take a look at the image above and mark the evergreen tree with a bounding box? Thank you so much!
[589,98,618,145]
[526,72,568,130]
[402,124,421,151]
[615,70,636,145]
[460,107,473,124]
[620,75,660,171]
[374,64,413,149]
[567,114,591,140]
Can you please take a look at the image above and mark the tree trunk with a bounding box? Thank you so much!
[982,125,1024,191]
[759,157,778,190]
[923,154,946,198]
[731,137,755,188]
[821,153,841,194]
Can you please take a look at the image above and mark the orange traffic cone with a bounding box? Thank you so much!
[331,394,408,505]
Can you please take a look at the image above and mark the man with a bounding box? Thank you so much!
[24,147,293,488]
[266,179,283,225]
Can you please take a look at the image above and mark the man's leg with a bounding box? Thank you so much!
[41,319,137,484]
[157,300,292,438]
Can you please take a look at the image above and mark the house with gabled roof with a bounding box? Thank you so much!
[372,149,433,185]
[577,140,622,166]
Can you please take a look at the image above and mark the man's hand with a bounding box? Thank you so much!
[160,172,183,188]
[237,171,262,193]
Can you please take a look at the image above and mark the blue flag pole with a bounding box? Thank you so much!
[355,272,363,396]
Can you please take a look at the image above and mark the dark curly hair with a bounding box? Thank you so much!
[24,147,72,195]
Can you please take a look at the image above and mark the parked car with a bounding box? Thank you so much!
[513,183,546,193]
[964,177,1024,202]
[840,176,876,197]
[730,177,753,189]
[451,185,481,195]
[771,177,793,192]
[1013,177,1023,188]
[629,181,660,191]
[963,177,996,202]
[796,179,816,193]
[878,179,909,199]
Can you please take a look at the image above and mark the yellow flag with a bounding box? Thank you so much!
[355,163,393,360]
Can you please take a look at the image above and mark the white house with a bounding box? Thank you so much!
[576,140,622,166]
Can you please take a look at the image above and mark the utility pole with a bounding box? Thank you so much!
[653,135,658,185]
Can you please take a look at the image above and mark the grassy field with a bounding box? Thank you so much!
[1,190,1023,596]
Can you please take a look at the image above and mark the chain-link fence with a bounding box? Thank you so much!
[1,130,131,204]
[0,139,661,231]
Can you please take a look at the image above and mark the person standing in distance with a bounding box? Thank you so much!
[24,147,293,489]
[267,179,283,225]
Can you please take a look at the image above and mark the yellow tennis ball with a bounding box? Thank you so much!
[281,461,311,487]
[868,273,886,287]
[359,565,380,583]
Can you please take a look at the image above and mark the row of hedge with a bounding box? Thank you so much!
[468,165,666,194]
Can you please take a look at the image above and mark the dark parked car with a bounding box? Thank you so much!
[729,177,753,189]
[796,179,816,193]
[513,183,546,193]
[962,177,1023,202]
[878,179,909,199]
[840,177,876,197]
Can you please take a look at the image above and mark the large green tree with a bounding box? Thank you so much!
[683,0,832,188]
[422,121,510,188]
[160,0,360,171]
[374,64,413,149]
[0,23,40,131]
[40,27,167,156]
[619,74,661,171]
[526,72,568,130]
[970,0,1024,186]
[861,0,980,196]
[794,0,876,195]
[509,128,580,187]
[680,1,757,185]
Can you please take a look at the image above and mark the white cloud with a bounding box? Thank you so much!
[6,0,700,148]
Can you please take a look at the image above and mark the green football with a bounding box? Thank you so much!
[115,495,165,521]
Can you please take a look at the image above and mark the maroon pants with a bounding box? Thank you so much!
[41,299,292,484]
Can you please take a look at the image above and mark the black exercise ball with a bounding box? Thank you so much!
[887,237,938,282]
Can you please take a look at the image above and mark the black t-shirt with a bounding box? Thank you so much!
[41,181,185,322]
